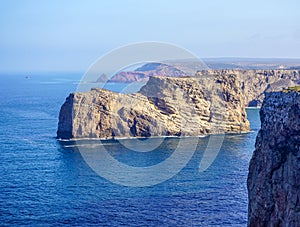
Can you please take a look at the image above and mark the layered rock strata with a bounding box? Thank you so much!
[197,70,300,106]
[101,66,300,107]
[57,74,250,139]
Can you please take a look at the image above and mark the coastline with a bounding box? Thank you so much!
[245,106,261,109]
[56,130,251,142]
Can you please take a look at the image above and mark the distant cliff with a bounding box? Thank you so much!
[197,69,300,107]
[97,64,300,107]
[247,90,300,226]
[96,63,187,83]
[57,74,250,139]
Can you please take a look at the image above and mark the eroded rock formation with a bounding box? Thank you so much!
[57,74,250,139]
[98,64,300,107]
[197,70,300,107]
[247,91,300,226]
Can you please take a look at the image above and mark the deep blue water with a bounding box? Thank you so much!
[0,74,260,226]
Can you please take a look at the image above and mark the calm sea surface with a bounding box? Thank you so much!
[0,73,260,226]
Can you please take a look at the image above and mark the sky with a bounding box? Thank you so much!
[0,0,300,73]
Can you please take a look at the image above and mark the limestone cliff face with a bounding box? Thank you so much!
[197,70,300,107]
[57,75,250,139]
[247,91,300,226]
[98,67,300,107]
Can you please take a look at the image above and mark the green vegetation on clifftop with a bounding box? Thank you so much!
[283,86,300,92]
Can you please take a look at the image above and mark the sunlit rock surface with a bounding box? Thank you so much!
[57,74,250,139]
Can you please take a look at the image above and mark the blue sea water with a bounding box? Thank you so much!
[0,73,260,226]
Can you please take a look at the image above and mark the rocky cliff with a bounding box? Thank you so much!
[197,69,300,107]
[57,74,250,139]
[98,64,300,107]
[247,90,300,226]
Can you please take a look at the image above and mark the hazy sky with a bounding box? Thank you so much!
[1,0,300,72]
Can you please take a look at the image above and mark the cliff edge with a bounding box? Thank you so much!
[101,67,300,107]
[57,74,250,139]
[197,69,300,107]
[247,90,300,226]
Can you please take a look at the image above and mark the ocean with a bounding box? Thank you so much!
[0,73,260,226]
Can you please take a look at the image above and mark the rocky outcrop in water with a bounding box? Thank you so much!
[57,74,250,139]
[197,70,300,107]
[247,91,300,226]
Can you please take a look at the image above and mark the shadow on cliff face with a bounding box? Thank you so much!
[248,91,300,226]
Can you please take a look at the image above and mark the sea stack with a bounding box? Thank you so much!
[57,74,250,139]
[247,90,300,226]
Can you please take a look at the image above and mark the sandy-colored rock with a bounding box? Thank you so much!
[98,64,300,107]
[247,91,300,226]
[197,69,300,106]
[57,74,250,139]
